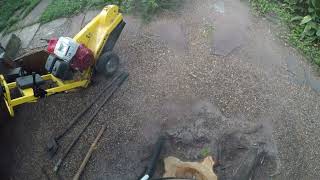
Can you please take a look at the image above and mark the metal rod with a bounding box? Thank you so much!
[54,72,128,173]
[56,72,124,141]
[73,124,107,180]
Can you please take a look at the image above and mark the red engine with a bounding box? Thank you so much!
[47,38,58,53]
[46,37,94,72]
[70,44,94,72]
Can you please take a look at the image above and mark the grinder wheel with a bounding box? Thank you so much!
[96,52,119,77]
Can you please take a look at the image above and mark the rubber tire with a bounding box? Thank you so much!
[96,52,120,77]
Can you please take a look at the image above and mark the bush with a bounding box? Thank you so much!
[250,0,320,65]
[284,0,320,41]
[251,0,320,41]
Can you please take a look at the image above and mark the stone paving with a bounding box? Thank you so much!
[17,0,53,28]
[0,8,100,57]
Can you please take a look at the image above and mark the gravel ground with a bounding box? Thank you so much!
[1,0,320,179]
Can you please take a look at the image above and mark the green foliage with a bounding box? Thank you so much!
[40,0,182,23]
[7,17,19,28]
[250,0,320,66]
[0,0,181,33]
[200,147,211,157]
[41,0,128,23]
[249,0,273,13]
[22,0,42,19]
[123,0,182,21]
[290,0,320,41]
[40,0,88,23]
[86,0,123,8]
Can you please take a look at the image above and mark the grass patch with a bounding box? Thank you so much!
[123,0,182,21]
[40,0,88,23]
[21,0,42,19]
[0,0,41,32]
[249,0,320,65]
[199,147,211,157]
[0,0,182,34]
[40,0,124,23]
[40,0,183,23]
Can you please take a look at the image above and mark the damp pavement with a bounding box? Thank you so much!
[1,0,320,179]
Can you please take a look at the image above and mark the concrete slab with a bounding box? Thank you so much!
[67,13,85,37]
[211,24,247,56]
[210,0,250,56]
[29,18,70,49]
[18,0,52,28]
[16,23,40,48]
[149,20,187,54]
[82,10,100,28]
[286,55,306,86]
[287,55,320,92]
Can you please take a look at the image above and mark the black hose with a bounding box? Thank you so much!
[146,136,165,177]
[139,136,165,180]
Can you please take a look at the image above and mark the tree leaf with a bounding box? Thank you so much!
[303,24,316,36]
[291,16,303,22]
[311,0,320,9]
[309,22,318,29]
[300,15,313,25]
[316,29,320,37]
[308,7,314,13]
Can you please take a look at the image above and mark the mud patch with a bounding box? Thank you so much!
[215,126,279,180]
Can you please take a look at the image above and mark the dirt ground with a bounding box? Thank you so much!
[1,0,320,179]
